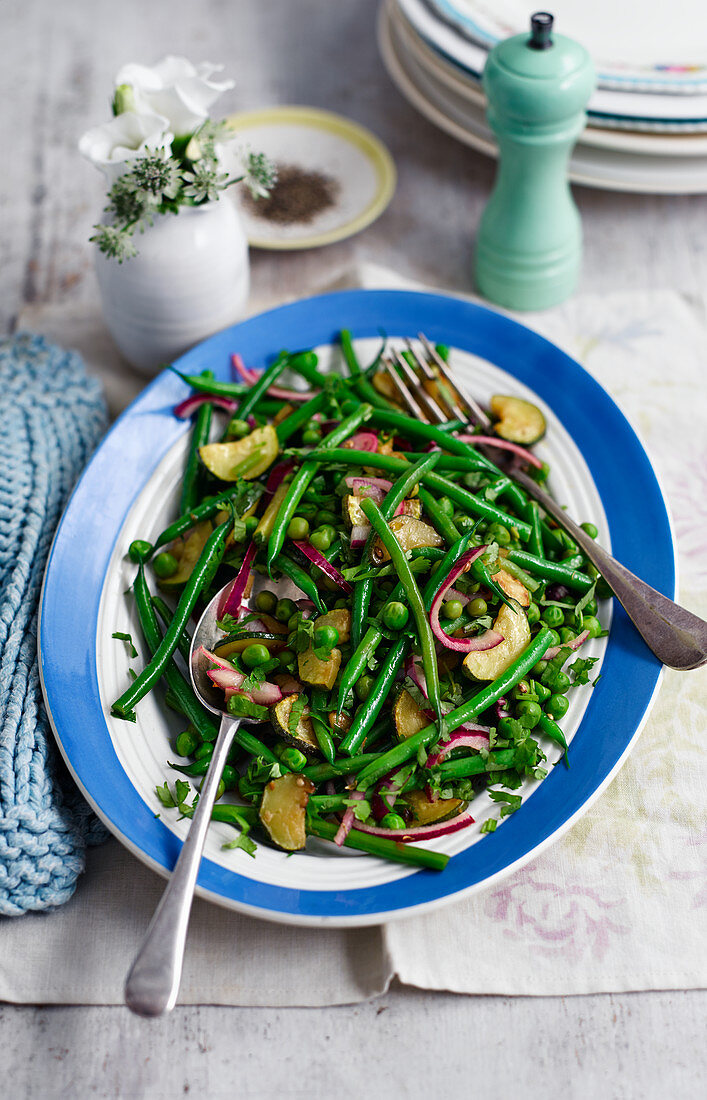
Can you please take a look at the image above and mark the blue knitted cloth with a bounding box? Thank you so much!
[0,333,109,915]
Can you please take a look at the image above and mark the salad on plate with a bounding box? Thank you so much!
[110,331,606,871]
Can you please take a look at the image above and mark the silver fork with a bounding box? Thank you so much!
[381,336,707,672]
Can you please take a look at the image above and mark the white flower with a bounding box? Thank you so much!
[114,56,234,137]
[79,110,172,184]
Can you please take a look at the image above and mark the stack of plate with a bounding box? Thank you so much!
[379,0,707,193]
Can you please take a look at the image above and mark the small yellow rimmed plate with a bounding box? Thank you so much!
[223,105,396,250]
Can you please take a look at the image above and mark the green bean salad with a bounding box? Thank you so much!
[112,334,606,870]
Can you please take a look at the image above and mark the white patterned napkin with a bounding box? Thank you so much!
[4,266,704,1005]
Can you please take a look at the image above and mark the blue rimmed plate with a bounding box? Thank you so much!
[38,289,674,926]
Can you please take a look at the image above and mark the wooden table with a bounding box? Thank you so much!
[2,1,705,1095]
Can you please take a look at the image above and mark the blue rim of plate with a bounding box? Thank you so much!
[39,289,674,926]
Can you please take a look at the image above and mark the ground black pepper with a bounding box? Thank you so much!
[244,163,339,225]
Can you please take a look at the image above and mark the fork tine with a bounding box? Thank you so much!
[381,357,427,420]
[418,333,492,429]
[404,337,468,423]
[390,348,447,424]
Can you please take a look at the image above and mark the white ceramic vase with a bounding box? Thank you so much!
[95,197,249,374]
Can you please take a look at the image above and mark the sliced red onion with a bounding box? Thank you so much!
[346,476,393,495]
[334,790,365,847]
[295,598,316,615]
[430,548,505,653]
[424,784,439,804]
[293,540,352,593]
[496,697,510,720]
[544,628,590,661]
[371,775,398,822]
[209,667,246,690]
[426,726,491,767]
[265,460,293,495]
[219,541,257,619]
[266,385,315,403]
[174,393,239,419]
[455,434,544,470]
[445,587,470,605]
[275,672,304,694]
[406,655,429,698]
[224,682,283,706]
[352,806,474,843]
[197,645,237,673]
[350,525,370,548]
[231,353,259,384]
[343,431,378,453]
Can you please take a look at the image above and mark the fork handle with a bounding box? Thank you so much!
[124,714,240,1017]
[514,471,707,671]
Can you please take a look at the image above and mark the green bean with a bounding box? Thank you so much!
[494,556,540,593]
[306,815,449,871]
[180,372,213,514]
[434,748,517,779]
[538,711,569,759]
[355,626,552,789]
[418,486,460,545]
[368,409,501,473]
[339,636,409,756]
[153,483,263,551]
[310,714,336,764]
[527,501,545,559]
[505,550,593,592]
[132,567,218,741]
[170,370,247,399]
[150,595,192,662]
[308,794,350,813]
[422,530,475,610]
[267,405,373,572]
[302,754,381,783]
[234,727,283,767]
[360,497,444,728]
[339,329,361,376]
[275,553,327,613]
[351,451,441,649]
[112,517,232,721]
[336,624,383,714]
[275,391,328,443]
[234,351,290,422]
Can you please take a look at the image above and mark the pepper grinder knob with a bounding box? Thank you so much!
[474,12,595,311]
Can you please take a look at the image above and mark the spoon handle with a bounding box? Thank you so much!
[125,714,239,1017]
[515,470,707,671]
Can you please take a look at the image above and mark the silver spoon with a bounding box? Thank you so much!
[124,577,266,1017]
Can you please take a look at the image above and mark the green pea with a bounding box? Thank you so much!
[584,598,598,616]
[221,765,239,790]
[244,516,259,538]
[558,627,576,644]
[543,605,565,628]
[128,539,153,564]
[583,615,603,638]
[309,528,332,552]
[456,515,477,531]
[496,717,517,739]
[380,812,406,830]
[546,693,569,719]
[276,597,297,623]
[546,629,561,648]
[287,516,310,540]
[382,601,409,630]
[355,675,374,701]
[175,729,199,757]
[280,746,308,770]
[286,612,301,632]
[438,497,454,516]
[194,742,214,761]
[315,509,339,527]
[277,648,296,668]
[489,523,511,546]
[550,670,571,694]
[313,625,339,650]
[443,599,464,621]
[228,418,250,439]
[333,598,348,610]
[532,659,548,677]
[468,597,488,618]
[526,602,541,625]
[255,589,278,615]
[580,521,598,539]
[302,429,322,445]
[152,551,179,579]
[516,699,542,729]
[305,418,322,432]
[242,643,271,669]
[340,398,359,416]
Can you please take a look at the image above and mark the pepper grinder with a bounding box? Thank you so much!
[474,12,594,311]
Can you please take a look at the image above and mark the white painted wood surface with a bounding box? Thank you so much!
[2,1,706,1096]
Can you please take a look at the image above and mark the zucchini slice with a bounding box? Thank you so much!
[491,568,531,608]
[298,646,342,690]
[490,394,546,446]
[463,604,531,682]
[158,521,212,590]
[403,789,466,826]
[393,688,429,742]
[214,632,286,658]
[259,771,314,851]
[270,694,320,756]
[371,516,443,565]
[199,424,279,481]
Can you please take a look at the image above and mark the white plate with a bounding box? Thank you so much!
[397,0,707,127]
[381,2,707,193]
[394,5,707,158]
[428,0,707,94]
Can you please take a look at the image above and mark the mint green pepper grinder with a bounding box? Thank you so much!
[474,12,594,310]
